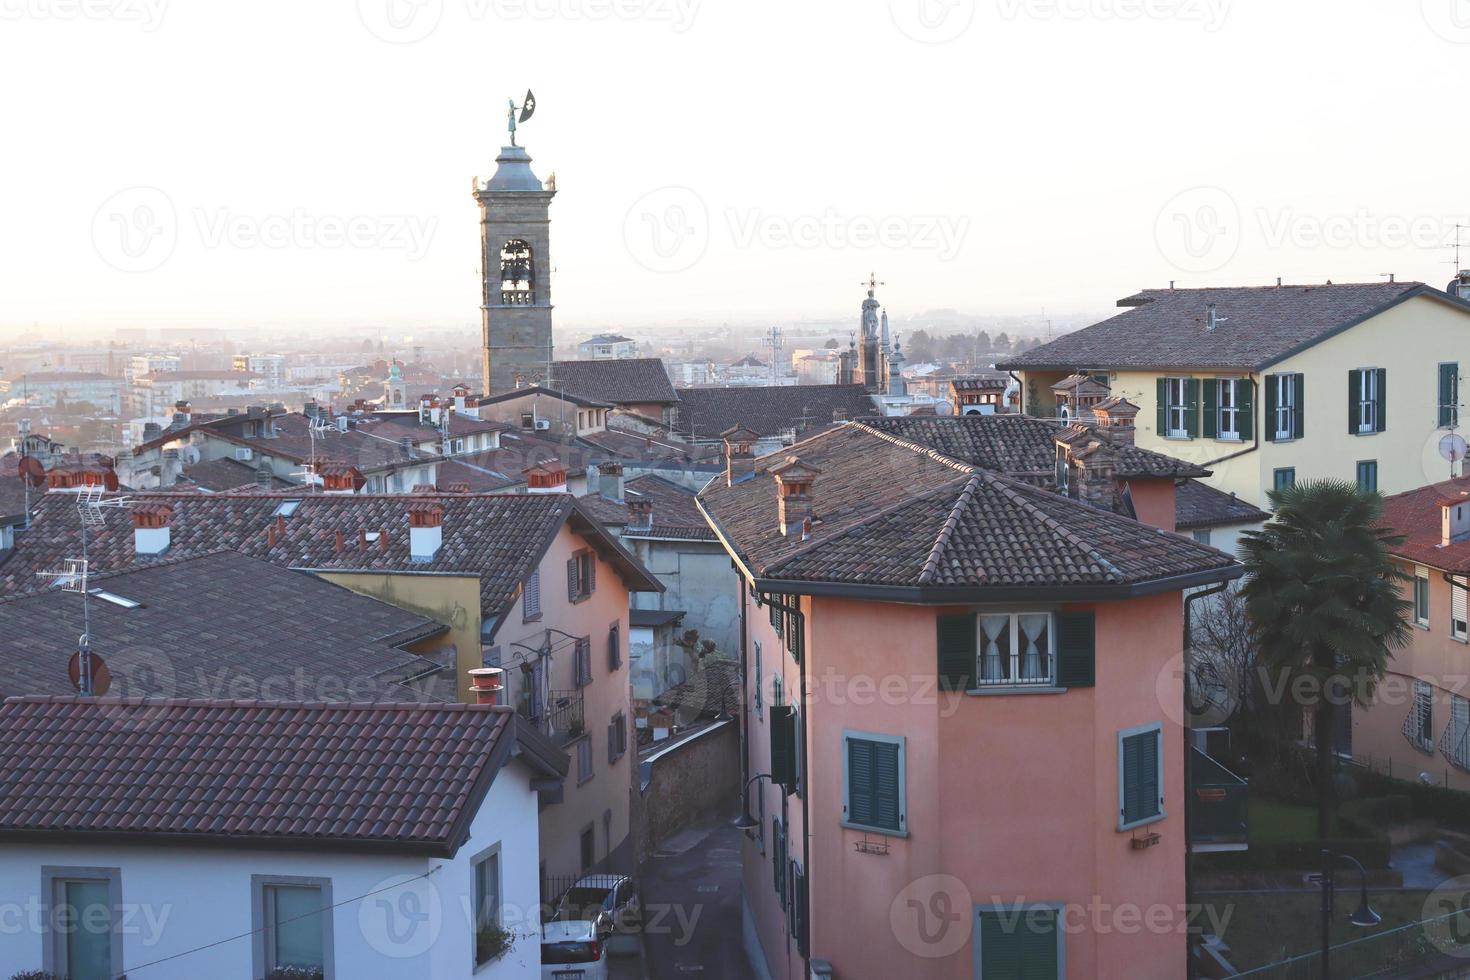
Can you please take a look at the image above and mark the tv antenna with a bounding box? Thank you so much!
[36,485,132,696]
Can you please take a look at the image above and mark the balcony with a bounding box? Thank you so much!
[1189,745,1248,852]
[528,689,584,745]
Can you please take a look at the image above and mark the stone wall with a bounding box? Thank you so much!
[631,719,739,863]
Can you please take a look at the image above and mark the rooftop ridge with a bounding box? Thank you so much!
[845,420,981,476]
[918,471,983,585]
[983,474,1126,583]
[1,694,508,711]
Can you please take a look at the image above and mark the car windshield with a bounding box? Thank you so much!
[561,886,612,916]
[542,940,599,964]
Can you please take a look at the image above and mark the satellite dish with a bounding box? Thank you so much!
[935,401,955,416]
[518,89,536,124]
[68,652,111,696]
[18,455,45,487]
[1441,433,1468,463]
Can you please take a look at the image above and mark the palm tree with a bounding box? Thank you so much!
[1238,479,1413,839]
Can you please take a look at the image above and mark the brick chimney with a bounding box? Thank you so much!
[771,457,820,538]
[131,504,174,556]
[467,667,505,706]
[1442,494,1470,546]
[318,465,365,495]
[1070,440,1119,510]
[722,425,760,487]
[598,460,625,503]
[627,495,653,532]
[523,460,567,493]
[1091,396,1140,447]
[408,498,445,561]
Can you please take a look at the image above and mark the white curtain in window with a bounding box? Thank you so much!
[980,615,1010,681]
[1019,614,1048,680]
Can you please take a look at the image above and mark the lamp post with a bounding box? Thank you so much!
[733,773,774,830]
[1319,848,1381,979]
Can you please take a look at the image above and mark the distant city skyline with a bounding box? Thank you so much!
[3,1,1468,334]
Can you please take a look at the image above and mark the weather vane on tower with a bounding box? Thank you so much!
[507,89,537,147]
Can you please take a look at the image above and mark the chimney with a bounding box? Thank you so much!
[523,460,567,493]
[467,667,505,706]
[1441,494,1470,547]
[132,504,173,556]
[398,436,414,461]
[1090,396,1140,447]
[598,460,625,502]
[255,464,273,489]
[771,457,820,537]
[722,425,760,487]
[319,465,364,495]
[1069,439,1119,510]
[1451,270,1470,301]
[627,496,653,531]
[408,499,444,560]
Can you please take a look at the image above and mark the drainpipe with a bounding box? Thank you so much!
[1183,579,1230,980]
[737,564,750,811]
[761,591,810,977]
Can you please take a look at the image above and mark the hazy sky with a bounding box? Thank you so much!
[3,0,1468,336]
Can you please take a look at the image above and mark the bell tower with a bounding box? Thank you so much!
[474,139,556,394]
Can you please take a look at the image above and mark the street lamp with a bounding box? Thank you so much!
[733,773,773,830]
[1319,849,1380,978]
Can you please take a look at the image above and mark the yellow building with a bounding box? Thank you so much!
[1002,281,1470,509]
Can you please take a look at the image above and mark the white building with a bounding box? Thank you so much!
[126,354,182,386]
[233,353,287,388]
[0,371,123,414]
[132,369,259,417]
[0,695,567,980]
[576,333,638,359]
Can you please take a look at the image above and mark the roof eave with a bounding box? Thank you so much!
[752,563,1243,603]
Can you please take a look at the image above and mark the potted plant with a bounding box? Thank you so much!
[476,922,516,964]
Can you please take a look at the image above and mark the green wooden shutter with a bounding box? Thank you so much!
[979,910,1059,980]
[772,817,785,903]
[793,867,809,954]
[1055,611,1095,688]
[1441,364,1455,427]
[787,609,803,663]
[1184,378,1200,438]
[1292,373,1305,438]
[872,740,902,831]
[846,737,876,827]
[936,613,976,691]
[980,911,1022,979]
[770,705,796,790]
[1375,368,1387,432]
[1122,728,1161,825]
[1238,380,1254,440]
[1155,377,1168,435]
[1264,374,1279,442]
[1348,369,1361,433]
[1017,909,1060,980]
[1202,379,1218,439]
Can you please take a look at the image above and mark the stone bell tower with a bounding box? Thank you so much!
[474,143,556,394]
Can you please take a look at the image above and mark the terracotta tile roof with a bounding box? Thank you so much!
[0,473,33,522]
[0,552,450,701]
[1174,480,1269,530]
[1001,282,1460,372]
[858,415,1208,480]
[180,457,293,492]
[580,474,717,540]
[0,491,661,614]
[698,423,1238,596]
[0,696,559,855]
[550,358,679,406]
[1380,476,1470,573]
[190,413,446,474]
[672,384,878,440]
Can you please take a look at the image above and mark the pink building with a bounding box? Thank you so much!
[698,421,1241,979]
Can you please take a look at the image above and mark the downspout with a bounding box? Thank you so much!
[1182,579,1230,980]
[738,562,750,812]
[762,591,810,976]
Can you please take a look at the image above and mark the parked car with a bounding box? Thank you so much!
[555,874,642,933]
[541,919,609,980]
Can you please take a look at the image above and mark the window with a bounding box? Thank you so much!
[252,876,333,980]
[1454,577,1468,641]
[577,735,593,784]
[522,568,541,622]
[772,817,786,910]
[789,862,809,955]
[1441,363,1460,428]
[1053,444,1070,495]
[1204,378,1252,441]
[471,846,502,967]
[453,438,464,454]
[574,636,592,687]
[1273,467,1296,492]
[754,640,763,719]
[770,705,798,791]
[843,731,906,835]
[1158,377,1197,438]
[1448,696,1470,771]
[42,866,122,980]
[977,612,1054,686]
[1356,460,1378,493]
[607,622,622,671]
[567,550,595,602]
[1191,529,1212,546]
[608,712,627,763]
[1350,368,1386,434]
[1415,569,1431,627]
[785,607,803,663]
[1266,372,1304,441]
[1118,723,1164,830]
[1406,681,1435,752]
[976,904,1063,980]
[580,824,596,872]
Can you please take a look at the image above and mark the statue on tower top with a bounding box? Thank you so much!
[859,271,884,341]
[506,89,537,147]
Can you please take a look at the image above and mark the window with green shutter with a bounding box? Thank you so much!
[1119,723,1164,830]
[1208,378,1251,441]
[1160,377,1197,438]
[1441,363,1460,428]
[772,817,785,907]
[786,607,803,663]
[1266,373,1304,441]
[936,613,977,691]
[770,705,797,791]
[791,864,809,955]
[1356,460,1378,493]
[1350,368,1385,434]
[976,905,1062,980]
[843,731,905,835]
[1055,611,1095,688]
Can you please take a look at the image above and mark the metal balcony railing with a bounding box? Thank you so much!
[545,689,585,743]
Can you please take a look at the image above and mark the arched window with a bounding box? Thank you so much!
[500,239,535,305]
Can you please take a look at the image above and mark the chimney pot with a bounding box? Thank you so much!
[467,667,505,706]
[627,497,654,531]
[772,456,821,537]
[408,500,445,560]
[131,505,173,556]
[1442,498,1470,546]
[599,460,625,503]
